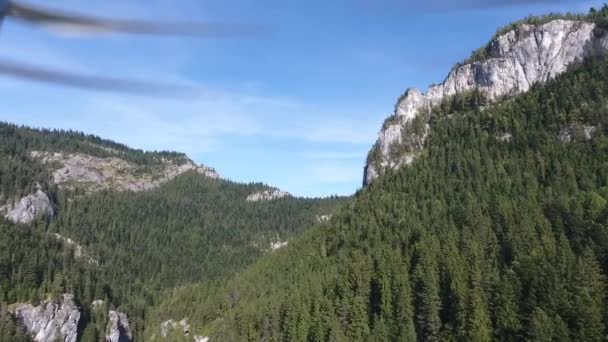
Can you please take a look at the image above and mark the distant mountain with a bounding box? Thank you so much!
[0,123,346,341]
[144,7,608,341]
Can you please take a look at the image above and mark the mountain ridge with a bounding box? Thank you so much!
[0,122,347,341]
[365,10,608,185]
[3,7,608,342]
[152,49,608,342]
[139,8,608,341]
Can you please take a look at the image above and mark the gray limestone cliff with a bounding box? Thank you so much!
[364,19,608,185]
[0,189,54,224]
[246,189,290,202]
[30,151,219,193]
[10,294,80,342]
[159,317,210,342]
[270,240,289,250]
[106,310,132,342]
[160,318,190,338]
[87,300,132,342]
[53,233,99,266]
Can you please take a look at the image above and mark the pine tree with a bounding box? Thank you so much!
[414,243,442,341]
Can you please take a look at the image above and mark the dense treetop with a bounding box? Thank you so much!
[3,8,608,342]
[147,56,608,341]
[0,122,346,341]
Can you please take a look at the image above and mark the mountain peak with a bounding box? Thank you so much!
[364,17,607,185]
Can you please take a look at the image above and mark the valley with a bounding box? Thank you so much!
[2,4,608,342]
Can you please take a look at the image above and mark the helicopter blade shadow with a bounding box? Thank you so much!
[0,57,199,96]
[7,0,268,37]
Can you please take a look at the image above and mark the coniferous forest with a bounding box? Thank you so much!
[3,6,608,342]
[0,123,346,341]
[145,56,608,341]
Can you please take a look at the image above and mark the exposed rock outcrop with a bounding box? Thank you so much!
[365,19,608,184]
[0,189,54,224]
[91,300,105,312]
[271,241,289,250]
[30,151,219,193]
[10,294,80,342]
[498,133,513,142]
[106,310,132,342]
[159,317,209,342]
[316,214,333,223]
[559,124,598,143]
[246,189,290,202]
[53,233,99,266]
[160,318,190,338]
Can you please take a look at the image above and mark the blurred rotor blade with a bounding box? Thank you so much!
[0,57,195,96]
[7,1,264,37]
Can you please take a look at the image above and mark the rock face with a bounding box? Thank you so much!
[246,189,290,202]
[106,310,132,342]
[0,189,54,224]
[31,151,219,193]
[160,318,209,342]
[91,300,105,312]
[559,124,598,143]
[160,318,190,338]
[498,133,513,142]
[316,214,333,223]
[365,19,608,184]
[10,294,80,342]
[270,241,289,250]
[53,233,99,266]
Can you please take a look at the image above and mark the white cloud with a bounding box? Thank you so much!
[0,0,387,197]
[0,0,382,150]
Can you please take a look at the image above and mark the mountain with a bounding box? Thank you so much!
[143,8,608,341]
[365,12,608,185]
[4,6,608,342]
[0,123,346,341]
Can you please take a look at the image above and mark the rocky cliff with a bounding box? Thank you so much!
[106,310,133,342]
[0,188,54,224]
[10,294,80,342]
[160,318,190,338]
[364,19,608,184]
[159,317,210,342]
[31,151,219,193]
[53,233,99,266]
[246,189,290,202]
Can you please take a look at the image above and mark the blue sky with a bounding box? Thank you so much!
[0,0,602,197]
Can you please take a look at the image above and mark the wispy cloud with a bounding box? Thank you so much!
[312,162,363,184]
[5,0,588,197]
[0,67,377,157]
[300,117,378,145]
[73,91,379,152]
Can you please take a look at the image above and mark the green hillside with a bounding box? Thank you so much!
[150,56,608,341]
[0,123,346,341]
[4,8,608,342]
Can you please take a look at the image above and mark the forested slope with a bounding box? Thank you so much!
[50,175,344,336]
[0,123,188,200]
[0,124,346,341]
[153,56,608,341]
